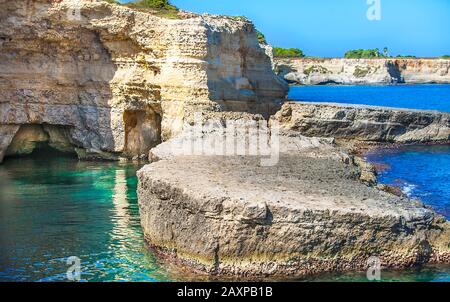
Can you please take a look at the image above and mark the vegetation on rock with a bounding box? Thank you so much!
[353,66,373,78]
[396,55,417,58]
[122,0,179,18]
[303,65,329,76]
[344,48,386,59]
[229,15,249,21]
[256,30,267,45]
[273,47,305,58]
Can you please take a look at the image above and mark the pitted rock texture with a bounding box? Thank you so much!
[0,0,287,162]
[138,155,450,277]
[271,102,450,143]
[275,58,450,85]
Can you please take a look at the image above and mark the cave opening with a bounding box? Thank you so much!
[5,124,78,160]
[123,108,162,158]
[22,143,78,159]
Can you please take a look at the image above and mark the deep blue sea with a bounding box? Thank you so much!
[289,84,450,112]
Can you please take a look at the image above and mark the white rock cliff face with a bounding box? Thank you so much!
[0,0,287,162]
[275,58,450,85]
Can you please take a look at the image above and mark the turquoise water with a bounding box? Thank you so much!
[0,152,178,282]
[289,84,450,112]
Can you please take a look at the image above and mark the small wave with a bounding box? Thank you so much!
[401,183,417,197]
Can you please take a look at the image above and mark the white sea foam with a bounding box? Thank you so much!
[401,183,417,197]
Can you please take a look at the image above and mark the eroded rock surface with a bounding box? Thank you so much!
[272,102,450,143]
[138,154,450,277]
[275,58,450,85]
[0,125,19,163]
[0,0,287,162]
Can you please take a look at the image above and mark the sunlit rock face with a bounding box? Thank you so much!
[0,0,287,162]
[275,58,450,85]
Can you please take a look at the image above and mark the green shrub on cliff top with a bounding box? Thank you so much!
[396,55,417,58]
[344,48,385,59]
[441,55,450,59]
[273,47,305,58]
[126,0,177,10]
[124,0,179,18]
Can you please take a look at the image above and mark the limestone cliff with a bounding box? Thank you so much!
[0,0,287,162]
[275,58,450,85]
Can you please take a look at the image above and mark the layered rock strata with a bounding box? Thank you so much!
[275,58,450,85]
[271,102,450,143]
[0,0,287,163]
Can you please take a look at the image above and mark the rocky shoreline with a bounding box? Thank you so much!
[137,103,450,278]
[138,140,450,278]
[272,102,450,144]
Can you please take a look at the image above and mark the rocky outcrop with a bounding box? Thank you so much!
[275,58,450,85]
[138,152,450,277]
[137,108,450,277]
[271,102,450,143]
[0,0,287,163]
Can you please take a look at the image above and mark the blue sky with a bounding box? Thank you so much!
[122,0,450,58]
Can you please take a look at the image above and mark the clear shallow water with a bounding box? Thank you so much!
[289,84,450,112]
[0,153,178,282]
[308,264,450,282]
